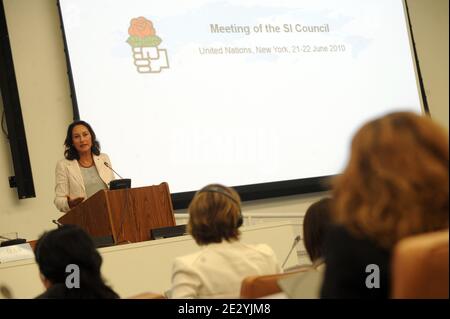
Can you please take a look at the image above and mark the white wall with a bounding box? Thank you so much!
[0,0,72,240]
[0,0,448,240]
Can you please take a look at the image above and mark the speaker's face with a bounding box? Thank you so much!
[72,124,93,155]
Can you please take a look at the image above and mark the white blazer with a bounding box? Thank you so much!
[168,241,282,299]
[54,153,115,212]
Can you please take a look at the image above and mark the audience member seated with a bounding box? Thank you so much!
[320,112,449,299]
[277,197,333,298]
[34,225,119,299]
[302,197,332,271]
[167,184,281,298]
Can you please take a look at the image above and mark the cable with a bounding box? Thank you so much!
[1,110,9,138]
[114,188,132,244]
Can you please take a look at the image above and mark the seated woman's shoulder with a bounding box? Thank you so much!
[56,157,73,167]
[174,250,203,267]
[248,243,276,256]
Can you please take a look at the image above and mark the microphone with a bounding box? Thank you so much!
[52,220,63,228]
[0,235,26,247]
[104,161,125,179]
[281,235,301,269]
[104,162,131,190]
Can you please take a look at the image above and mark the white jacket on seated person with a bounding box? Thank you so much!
[54,153,115,212]
[168,241,282,299]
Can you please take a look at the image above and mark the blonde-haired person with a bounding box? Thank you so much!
[168,184,281,298]
[320,112,449,298]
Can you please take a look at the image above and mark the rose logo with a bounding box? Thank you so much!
[129,17,156,37]
[127,17,169,73]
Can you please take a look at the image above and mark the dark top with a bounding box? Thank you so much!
[320,225,391,299]
[35,283,119,299]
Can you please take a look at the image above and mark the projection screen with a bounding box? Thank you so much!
[57,0,424,207]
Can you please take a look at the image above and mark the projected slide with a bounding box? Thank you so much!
[59,0,422,195]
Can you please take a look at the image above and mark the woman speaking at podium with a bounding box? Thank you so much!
[54,120,115,212]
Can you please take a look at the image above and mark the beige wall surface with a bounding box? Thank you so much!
[0,0,448,240]
[1,0,72,240]
[407,0,449,129]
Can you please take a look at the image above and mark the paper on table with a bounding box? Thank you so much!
[0,243,34,264]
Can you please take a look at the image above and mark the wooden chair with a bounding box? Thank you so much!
[240,269,309,299]
[128,292,166,299]
[391,229,449,299]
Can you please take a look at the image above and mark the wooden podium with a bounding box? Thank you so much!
[58,182,175,244]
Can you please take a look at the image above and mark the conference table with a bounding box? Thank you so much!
[0,221,300,298]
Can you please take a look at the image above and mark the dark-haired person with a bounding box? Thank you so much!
[276,198,333,298]
[168,184,281,299]
[34,225,119,299]
[54,121,115,212]
[320,112,449,298]
[302,197,333,271]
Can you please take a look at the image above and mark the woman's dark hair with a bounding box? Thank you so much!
[64,120,101,160]
[34,225,119,299]
[303,198,333,263]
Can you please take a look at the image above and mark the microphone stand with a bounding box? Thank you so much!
[104,162,124,179]
[52,220,63,228]
[282,235,301,269]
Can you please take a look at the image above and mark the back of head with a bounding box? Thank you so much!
[34,225,118,298]
[333,112,449,249]
[303,198,333,263]
[188,184,243,245]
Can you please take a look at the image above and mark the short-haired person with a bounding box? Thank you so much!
[54,121,115,212]
[320,112,449,298]
[34,225,119,299]
[168,184,281,298]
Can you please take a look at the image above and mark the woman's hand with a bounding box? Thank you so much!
[67,196,84,208]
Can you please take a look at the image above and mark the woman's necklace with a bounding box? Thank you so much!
[78,158,94,168]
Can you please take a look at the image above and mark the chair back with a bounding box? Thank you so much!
[128,292,166,299]
[391,229,449,299]
[240,269,308,299]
